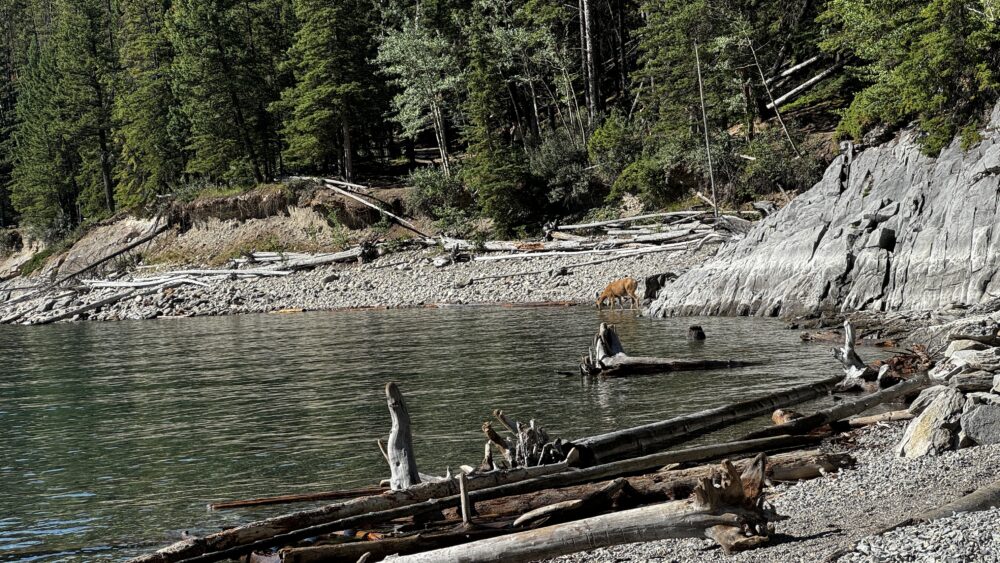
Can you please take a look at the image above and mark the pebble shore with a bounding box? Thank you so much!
[550,422,1000,562]
[1,246,714,324]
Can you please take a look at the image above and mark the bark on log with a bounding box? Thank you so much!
[581,323,756,377]
[127,463,575,563]
[470,450,852,519]
[128,436,812,563]
[388,458,779,561]
[34,289,137,325]
[553,212,706,231]
[386,383,421,491]
[847,409,914,428]
[832,321,877,391]
[279,527,509,563]
[207,487,386,511]
[742,376,929,440]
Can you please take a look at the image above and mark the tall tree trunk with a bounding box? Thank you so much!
[98,126,115,214]
[342,120,354,183]
[578,0,591,125]
[431,102,450,177]
[582,0,598,123]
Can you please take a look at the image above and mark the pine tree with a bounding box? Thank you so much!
[113,0,186,209]
[275,0,381,181]
[821,0,1000,153]
[169,0,293,184]
[9,42,82,236]
[53,0,120,217]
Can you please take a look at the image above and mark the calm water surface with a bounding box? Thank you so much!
[1,306,844,561]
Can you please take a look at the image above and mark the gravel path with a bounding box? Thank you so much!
[550,422,1000,562]
[1,245,715,324]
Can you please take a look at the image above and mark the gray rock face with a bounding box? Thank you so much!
[908,385,951,415]
[648,104,1000,318]
[945,339,988,358]
[960,405,1000,445]
[897,387,965,458]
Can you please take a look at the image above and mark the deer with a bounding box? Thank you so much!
[596,277,639,310]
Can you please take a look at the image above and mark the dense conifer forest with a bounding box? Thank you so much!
[0,0,997,239]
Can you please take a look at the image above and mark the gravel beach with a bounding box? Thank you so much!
[1,245,715,324]
[550,422,1000,562]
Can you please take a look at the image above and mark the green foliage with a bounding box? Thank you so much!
[588,111,641,186]
[821,0,1000,154]
[114,0,186,210]
[528,128,599,209]
[276,0,383,172]
[462,147,540,237]
[730,128,822,202]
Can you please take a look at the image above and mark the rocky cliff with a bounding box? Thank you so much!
[649,105,1000,319]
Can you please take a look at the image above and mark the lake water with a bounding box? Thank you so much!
[0,306,847,561]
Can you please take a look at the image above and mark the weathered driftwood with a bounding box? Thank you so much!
[207,486,386,511]
[581,323,756,377]
[389,457,779,562]
[470,449,852,519]
[552,212,706,231]
[278,526,509,563]
[742,375,929,440]
[832,321,877,391]
[511,478,625,528]
[275,248,366,271]
[386,383,421,491]
[847,409,914,428]
[34,289,137,325]
[293,176,432,239]
[128,435,813,563]
[572,371,843,464]
[127,462,575,563]
[472,239,705,262]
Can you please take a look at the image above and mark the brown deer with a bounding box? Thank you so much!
[596,277,639,310]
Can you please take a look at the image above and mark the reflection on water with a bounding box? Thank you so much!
[1,306,843,560]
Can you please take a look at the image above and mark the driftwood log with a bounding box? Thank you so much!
[127,435,815,563]
[581,323,755,377]
[743,375,929,440]
[207,486,386,511]
[389,457,780,562]
[386,382,421,490]
[573,372,843,464]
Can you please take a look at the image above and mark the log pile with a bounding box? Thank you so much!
[129,365,936,563]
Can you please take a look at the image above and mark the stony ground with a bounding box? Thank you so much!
[549,422,1000,562]
[1,245,716,324]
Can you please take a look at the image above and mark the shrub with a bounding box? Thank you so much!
[588,111,641,186]
[528,128,601,211]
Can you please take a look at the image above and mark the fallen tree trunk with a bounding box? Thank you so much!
[276,248,365,271]
[33,289,137,325]
[581,323,757,377]
[390,458,779,561]
[553,212,706,231]
[279,526,509,563]
[128,435,814,563]
[766,64,841,109]
[471,449,853,519]
[207,487,387,511]
[742,375,929,440]
[847,409,914,428]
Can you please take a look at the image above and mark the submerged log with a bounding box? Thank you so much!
[389,457,780,562]
[207,486,386,511]
[742,375,929,440]
[581,323,755,377]
[573,370,843,464]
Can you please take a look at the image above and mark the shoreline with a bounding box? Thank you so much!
[552,421,1000,562]
[0,245,716,325]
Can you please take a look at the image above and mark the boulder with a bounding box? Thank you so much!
[964,392,1000,413]
[946,347,1000,371]
[908,385,951,415]
[949,371,995,393]
[945,339,988,358]
[960,405,1000,446]
[897,387,965,458]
